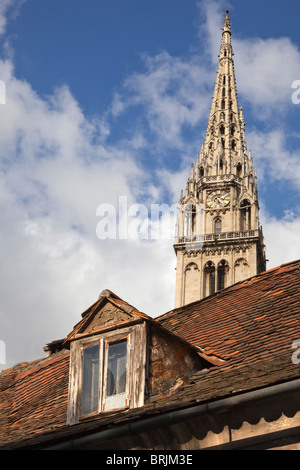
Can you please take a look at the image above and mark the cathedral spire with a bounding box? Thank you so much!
[174,10,266,308]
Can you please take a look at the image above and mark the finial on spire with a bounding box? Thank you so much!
[223,8,231,33]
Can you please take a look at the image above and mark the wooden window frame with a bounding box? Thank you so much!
[78,334,130,418]
[67,323,147,425]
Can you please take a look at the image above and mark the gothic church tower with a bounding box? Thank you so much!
[174,10,266,308]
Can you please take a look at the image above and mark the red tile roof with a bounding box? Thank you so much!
[0,260,299,449]
[157,260,300,365]
[0,350,69,446]
[1,348,299,450]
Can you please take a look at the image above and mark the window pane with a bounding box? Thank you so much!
[210,270,215,295]
[106,340,127,397]
[218,267,225,291]
[81,344,99,415]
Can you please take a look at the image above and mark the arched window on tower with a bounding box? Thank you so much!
[204,261,215,296]
[221,100,225,110]
[217,260,229,291]
[240,199,251,231]
[236,162,242,177]
[219,158,224,174]
[220,125,225,135]
[249,174,254,192]
[214,218,222,234]
[184,204,196,238]
[184,262,200,305]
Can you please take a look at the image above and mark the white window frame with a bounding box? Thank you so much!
[102,337,130,412]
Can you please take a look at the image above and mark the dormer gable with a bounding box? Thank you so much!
[64,289,150,344]
[66,290,211,425]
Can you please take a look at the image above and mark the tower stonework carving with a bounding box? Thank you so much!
[174,10,266,308]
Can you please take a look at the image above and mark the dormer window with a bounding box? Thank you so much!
[66,292,149,426]
[67,329,136,424]
[66,290,211,426]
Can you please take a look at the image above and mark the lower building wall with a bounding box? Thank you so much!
[56,387,300,450]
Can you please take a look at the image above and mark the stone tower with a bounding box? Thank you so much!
[174,10,266,308]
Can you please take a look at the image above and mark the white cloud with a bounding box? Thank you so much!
[196,0,225,62]
[247,128,300,192]
[261,210,300,269]
[0,54,178,370]
[197,0,300,117]
[234,37,300,116]
[1,0,300,371]
[110,51,212,149]
[0,0,25,36]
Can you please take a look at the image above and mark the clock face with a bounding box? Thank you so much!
[207,190,230,208]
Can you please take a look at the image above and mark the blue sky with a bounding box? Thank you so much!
[1,0,300,368]
[7,0,300,209]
